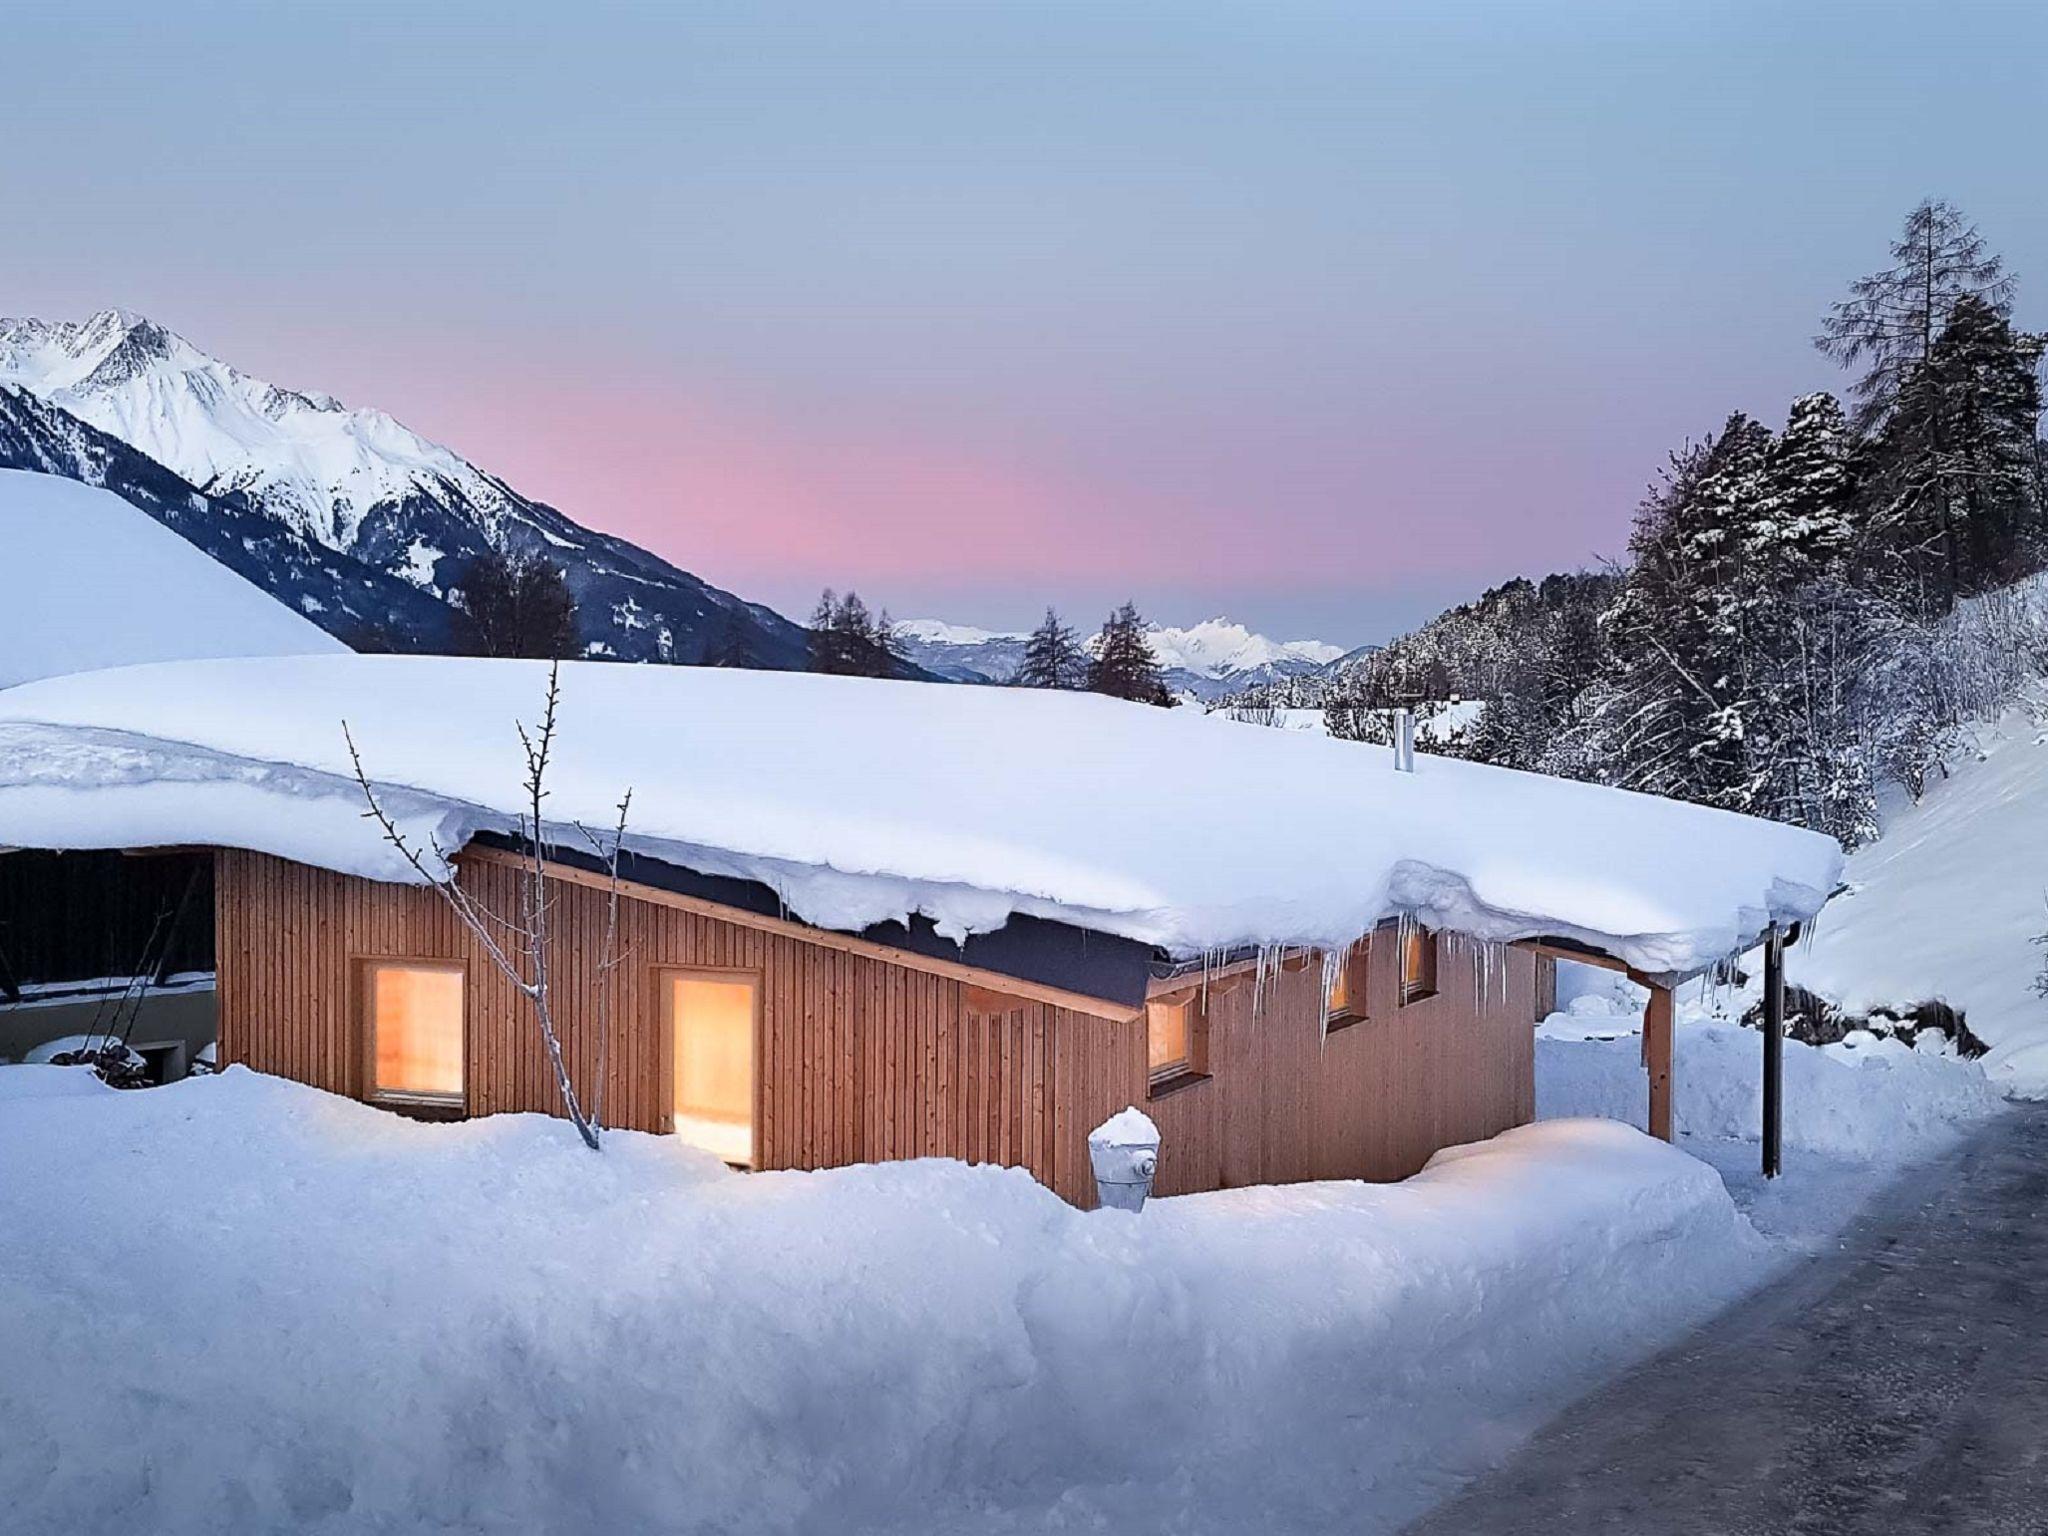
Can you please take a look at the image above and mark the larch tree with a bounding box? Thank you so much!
[1817,199,2015,433]
[460,542,578,660]
[1014,607,1087,689]
[807,589,903,677]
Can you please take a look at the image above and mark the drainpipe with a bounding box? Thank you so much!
[1762,924,1785,1179]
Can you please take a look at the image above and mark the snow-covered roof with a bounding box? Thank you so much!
[0,470,347,688]
[0,655,1842,977]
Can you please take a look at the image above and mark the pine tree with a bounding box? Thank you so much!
[1015,607,1087,689]
[1583,418,1774,812]
[1086,602,1173,706]
[1818,199,2015,433]
[1865,296,2046,609]
[1760,392,1858,584]
[705,610,758,668]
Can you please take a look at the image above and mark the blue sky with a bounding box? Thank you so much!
[6,2,2046,643]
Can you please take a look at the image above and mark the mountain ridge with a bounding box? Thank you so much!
[895,614,1343,700]
[0,310,809,668]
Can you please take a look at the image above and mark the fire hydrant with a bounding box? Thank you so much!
[1088,1106,1160,1212]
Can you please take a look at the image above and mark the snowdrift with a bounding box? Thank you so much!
[0,1068,1768,1536]
[1537,1019,2002,1162]
[0,653,1840,975]
[0,469,347,687]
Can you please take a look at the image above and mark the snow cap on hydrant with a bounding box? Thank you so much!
[1088,1107,1160,1213]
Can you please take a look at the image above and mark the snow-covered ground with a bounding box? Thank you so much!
[1792,692,2048,1098]
[3,1066,1777,1536]
[0,469,346,688]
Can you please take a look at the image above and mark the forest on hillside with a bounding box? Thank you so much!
[1230,201,2048,849]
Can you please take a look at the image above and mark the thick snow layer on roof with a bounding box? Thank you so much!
[0,470,346,687]
[0,655,1841,975]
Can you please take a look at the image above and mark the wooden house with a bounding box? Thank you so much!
[0,655,1843,1202]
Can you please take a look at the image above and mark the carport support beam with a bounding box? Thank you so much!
[1644,982,1674,1142]
[1763,924,1784,1179]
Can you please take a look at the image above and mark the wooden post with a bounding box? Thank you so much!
[1643,982,1674,1142]
[1762,925,1784,1179]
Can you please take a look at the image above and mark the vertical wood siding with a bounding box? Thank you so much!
[1141,933,1539,1196]
[216,851,1534,1205]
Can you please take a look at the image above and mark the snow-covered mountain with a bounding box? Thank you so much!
[896,615,1344,700]
[0,468,346,688]
[0,310,807,667]
[0,384,464,653]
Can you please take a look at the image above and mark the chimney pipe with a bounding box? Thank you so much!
[1393,707,1416,772]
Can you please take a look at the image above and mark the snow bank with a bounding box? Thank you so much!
[0,1070,1769,1535]
[0,654,1840,974]
[1792,699,2048,1097]
[0,1063,117,1099]
[0,469,347,687]
[1537,1019,2002,1162]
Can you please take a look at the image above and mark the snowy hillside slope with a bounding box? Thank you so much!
[0,311,807,667]
[1793,691,2048,1097]
[898,615,1341,699]
[0,470,346,687]
[0,386,463,652]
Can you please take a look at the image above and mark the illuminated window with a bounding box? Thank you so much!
[1401,926,1439,1005]
[665,971,758,1167]
[363,961,465,1105]
[1325,945,1368,1029]
[1146,990,1206,1092]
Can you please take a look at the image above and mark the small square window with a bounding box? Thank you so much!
[1146,991,1207,1093]
[1400,926,1439,1005]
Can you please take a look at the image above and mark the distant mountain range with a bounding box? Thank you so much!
[896,616,1344,701]
[0,310,806,667]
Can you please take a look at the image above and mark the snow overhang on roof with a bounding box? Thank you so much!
[0,655,1844,978]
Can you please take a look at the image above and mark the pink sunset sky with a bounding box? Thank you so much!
[8,3,2046,645]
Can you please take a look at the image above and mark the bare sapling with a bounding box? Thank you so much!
[344,661,632,1150]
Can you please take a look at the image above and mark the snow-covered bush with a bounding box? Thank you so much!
[1740,983,1987,1058]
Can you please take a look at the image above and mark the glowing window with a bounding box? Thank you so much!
[1146,991,1206,1092]
[364,961,465,1105]
[1401,926,1439,1005]
[1326,945,1368,1027]
[666,971,758,1166]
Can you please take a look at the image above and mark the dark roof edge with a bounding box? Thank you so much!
[474,831,1155,1011]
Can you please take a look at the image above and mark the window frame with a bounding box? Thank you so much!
[658,965,764,1169]
[1399,924,1440,1006]
[1323,943,1370,1032]
[358,957,468,1111]
[1145,987,1209,1098]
